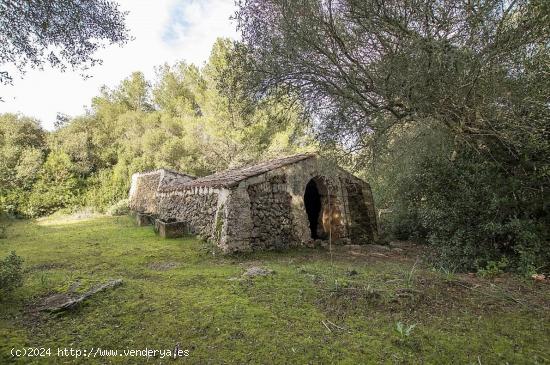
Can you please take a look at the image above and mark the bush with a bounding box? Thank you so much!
[23,151,81,217]
[0,251,24,298]
[416,154,549,273]
[84,167,130,211]
[369,123,549,274]
[107,198,130,216]
[477,257,509,278]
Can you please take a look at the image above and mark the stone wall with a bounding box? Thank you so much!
[220,157,366,252]
[311,177,347,241]
[156,190,219,238]
[128,169,194,215]
[282,159,350,245]
[345,180,376,243]
[247,175,293,250]
[220,187,252,252]
[129,171,162,214]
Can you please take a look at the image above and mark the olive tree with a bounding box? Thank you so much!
[0,0,130,86]
[236,0,548,148]
[236,0,550,271]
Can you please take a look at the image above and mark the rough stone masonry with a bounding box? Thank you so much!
[128,154,378,253]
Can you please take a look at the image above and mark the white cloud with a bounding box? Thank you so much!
[0,0,239,130]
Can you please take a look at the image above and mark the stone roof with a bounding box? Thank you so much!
[162,153,316,191]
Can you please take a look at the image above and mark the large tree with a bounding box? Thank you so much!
[236,0,550,271]
[0,0,129,86]
[236,0,548,151]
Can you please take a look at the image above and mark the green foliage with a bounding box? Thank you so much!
[23,151,81,217]
[0,114,47,216]
[236,0,549,272]
[0,251,23,298]
[477,257,509,279]
[48,116,99,176]
[0,0,129,88]
[107,199,130,216]
[84,167,131,210]
[418,153,547,273]
[394,321,419,350]
[363,117,549,273]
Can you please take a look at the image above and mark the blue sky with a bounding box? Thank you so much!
[0,0,239,130]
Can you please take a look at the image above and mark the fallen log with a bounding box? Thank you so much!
[41,279,123,313]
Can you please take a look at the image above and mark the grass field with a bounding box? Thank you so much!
[0,215,549,364]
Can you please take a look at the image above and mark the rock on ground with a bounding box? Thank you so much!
[148,262,180,271]
[243,267,274,277]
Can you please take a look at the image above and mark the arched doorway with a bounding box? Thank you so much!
[304,179,323,239]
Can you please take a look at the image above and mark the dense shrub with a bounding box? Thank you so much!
[416,155,548,274]
[0,114,46,217]
[84,167,130,211]
[369,122,549,274]
[0,251,24,298]
[107,198,130,216]
[23,151,81,217]
[386,157,546,273]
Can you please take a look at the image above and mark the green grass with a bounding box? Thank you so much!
[0,215,549,364]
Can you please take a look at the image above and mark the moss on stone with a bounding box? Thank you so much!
[214,203,225,242]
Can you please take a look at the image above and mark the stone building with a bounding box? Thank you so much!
[129,154,378,252]
[128,168,194,216]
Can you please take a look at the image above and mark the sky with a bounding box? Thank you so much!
[0,0,239,130]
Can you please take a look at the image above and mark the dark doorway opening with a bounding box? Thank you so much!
[304,179,322,239]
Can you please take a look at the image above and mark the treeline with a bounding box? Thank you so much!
[0,39,313,218]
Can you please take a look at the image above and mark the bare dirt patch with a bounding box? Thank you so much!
[332,241,426,263]
[315,242,550,320]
